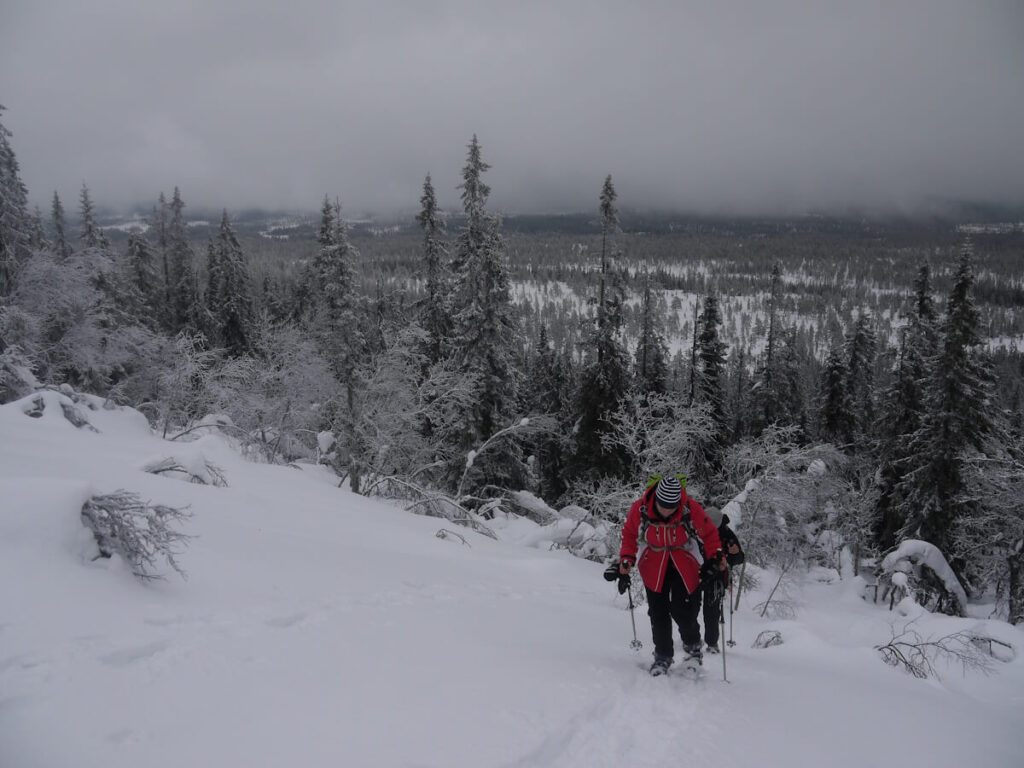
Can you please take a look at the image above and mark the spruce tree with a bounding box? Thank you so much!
[310,198,369,491]
[450,136,519,450]
[78,184,104,251]
[874,265,939,549]
[206,211,254,356]
[845,312,877,448]
[165,188,203,334]
[29,207,49,252]
[819,343,853,445]
[524,324,571,502]
[634,274,669,397]
[415,174,451,366]
[0,105,32,296]
[898,244,999,556]
[573,175,632,480]
[754,263,784,431]
[694,293,730,469]
[51,191,71,260]
[151,193,171,328]
[125,232,161,325]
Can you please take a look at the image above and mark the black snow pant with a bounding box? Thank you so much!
[702,577,727,646]
[645,561,701,661]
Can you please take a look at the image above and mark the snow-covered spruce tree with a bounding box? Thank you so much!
[77,184,107,252]
[51,191,72,260]
[771,324,809,436]
[150,193,172,330]
[634,272,669,398]
[10,231,157,394]
[844,312,878,450]
[124,232,161,327]
[309,197,370,491]
[0,105,33,298]
[205,211,255,357]
[522,324,574,503]
[165,187,203,335]
[725,347,755,441]
[447,136,523,494]
[957,445,1024,623]
[694,292,730,474]
[818,342,853,446]
[753,263,785,432]
[415,174,452,368]
[29,206,48,252]
[874,265,940,550]
[572,175,632,482]
[897,244,1001,562]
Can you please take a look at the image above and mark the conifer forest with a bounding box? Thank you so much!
[2,108,1023,624]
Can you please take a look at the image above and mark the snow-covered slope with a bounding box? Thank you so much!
[2,392,1022,768]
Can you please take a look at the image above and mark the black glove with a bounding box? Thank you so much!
[617,573,630,594]
[603,561,621,582]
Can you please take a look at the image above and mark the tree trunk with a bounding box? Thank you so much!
[1009,543,1024,625]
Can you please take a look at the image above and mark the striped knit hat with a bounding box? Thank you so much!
[654,476,682,509]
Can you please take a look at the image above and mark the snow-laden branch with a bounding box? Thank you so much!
[80,490,192,580]
[880,539,968,616]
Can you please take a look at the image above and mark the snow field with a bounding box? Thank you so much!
[1,393,1023,767]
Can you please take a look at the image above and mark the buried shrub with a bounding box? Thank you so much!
[81,490,192,580]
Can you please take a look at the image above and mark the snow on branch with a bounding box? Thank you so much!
[362,475,497,540]
[880,539,968,616]
[80,491,192,580]
[142,456,228,487]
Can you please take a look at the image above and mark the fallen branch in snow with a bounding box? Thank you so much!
[143,457,228,487]
[876,624,995,679]
[364,475,497,540]
[753,630,784,649]
[436,529,471,546]
[168,419,283,464]
[80,491,192,580]
[759,559,796,618]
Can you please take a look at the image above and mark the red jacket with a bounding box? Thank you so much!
[619,486,723,594]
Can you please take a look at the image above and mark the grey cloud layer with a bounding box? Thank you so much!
[2,0,1022,215]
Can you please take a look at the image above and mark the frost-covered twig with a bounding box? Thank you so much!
[366,475,497,540]
[455,417,536,503]
[81,490,192,580]
[436,529,471,547]
[143,457,228,487]
[876,624,995,679]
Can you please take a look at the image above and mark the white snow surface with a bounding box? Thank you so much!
[2,396,1023,768]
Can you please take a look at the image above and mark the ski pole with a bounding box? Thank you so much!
[719,583,728,682]
[727,580,736,647]
[627,584,642,651]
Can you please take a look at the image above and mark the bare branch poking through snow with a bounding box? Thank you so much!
[436,529,471,546]
[876,624,996,679]
[143,456,228,487]
[753,630,784,649]
[80,491,192,580]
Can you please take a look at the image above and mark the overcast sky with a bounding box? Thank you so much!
[2,1,1022,217]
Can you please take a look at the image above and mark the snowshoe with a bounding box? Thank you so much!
[649,657,672,677]
[680,647,703,677]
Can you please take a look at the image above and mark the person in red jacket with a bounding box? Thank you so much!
[619,476,724,676]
